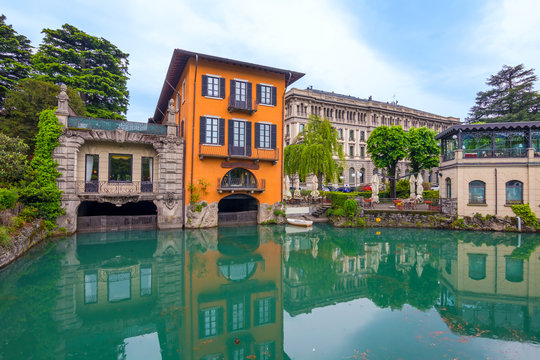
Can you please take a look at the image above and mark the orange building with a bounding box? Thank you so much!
[153,50,303,227]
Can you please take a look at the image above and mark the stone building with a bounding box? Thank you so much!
[284,87,460,187]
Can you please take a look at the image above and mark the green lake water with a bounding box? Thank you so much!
[1,224,539,359]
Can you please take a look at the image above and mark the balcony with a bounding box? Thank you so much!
[199,144,279,164]
[68,117,167,136]
[227,96,258,115]
[77,181,157,194]
[462,147,527,159]
[217,177,265,193]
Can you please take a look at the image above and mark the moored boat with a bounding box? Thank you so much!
[287,218,313,227]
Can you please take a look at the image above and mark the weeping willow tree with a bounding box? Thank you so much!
[284,115,344,190]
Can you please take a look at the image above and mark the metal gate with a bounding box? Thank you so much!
[218,210,257,226]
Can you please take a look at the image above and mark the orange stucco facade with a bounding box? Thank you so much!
[154,50,303,218]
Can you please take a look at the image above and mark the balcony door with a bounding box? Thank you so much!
[229,120,251,156]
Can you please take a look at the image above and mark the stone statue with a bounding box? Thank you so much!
[416,173,424,201]
[311,238,319,259]
[311,175,320,199]
[166,99,178,125]
[371,173,380,204]
[409,174,416,200]
[56,83,70,115]
[284,176,292,200]
[294,177,301,198]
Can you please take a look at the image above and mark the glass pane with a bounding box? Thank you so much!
[84,272,98,304]
[506,181,523,204]
[140,265,152,296]
[469,181,485,203]
[141,157,152,182]
[109,154,132,182]
[505,257,523,282]
[468,254,486,280]
[85,155,99,182]
[108,272,131,302]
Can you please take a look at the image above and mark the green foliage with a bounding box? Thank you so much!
[330,192,350,208]
[511,203,539,228]
[0,226,12,247]
[511,238,540,259]
[189,178,210,204]
[467,64,540,123]
[344,199,358,218]
[367,126,408,198]
[0,15,32,108]
[261,219,278,225]
[328,207,347,217]
[356,217,366,227]
[0,133,28,186]
[0,79,85,150]
[18,110,63,230]
[0,188,18,210]
[284,115,345,188]
[273,209,286,217]
[407,127,439,173]
[396,179,410,198]
[422,190,439,199]
[33,24,129,120]
[300,190,312,196]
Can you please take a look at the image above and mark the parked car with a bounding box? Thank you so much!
[336,186,352,193]
[322,185,335,192]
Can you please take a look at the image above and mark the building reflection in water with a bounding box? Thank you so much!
[52,225,284,359]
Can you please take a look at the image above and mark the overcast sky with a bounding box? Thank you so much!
[4,0,540,123]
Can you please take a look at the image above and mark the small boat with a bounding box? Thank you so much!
[287,218,313,227]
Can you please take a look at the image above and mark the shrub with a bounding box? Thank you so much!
[0,226,12,248]
[11,216,26,229]
[511,204,539,228]
[0,188,19,210]
[422,182,431,191]
[357,191,372,199]
[300,190,312,196]
[344,199,358,218]
[423,190,439,199]
[356,217,366,227]
[273,209,286,217]
[0,133,29,186]
[328,207,346,217]
[396,179,410,198]
[331,192,350,208]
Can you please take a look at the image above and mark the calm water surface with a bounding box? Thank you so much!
[1,224,539,359]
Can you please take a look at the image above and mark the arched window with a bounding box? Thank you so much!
[349,168,355,185]
[221,168,257,188]
[469,180,486,204]
[360,168,365,183]
[505,257,523,283]
[468,254,486,280]
[445,178,452,198]
[506,180,523,204]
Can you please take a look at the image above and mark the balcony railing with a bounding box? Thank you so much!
[199,144,279,163]
[462,147,527,159]
[68,117,167,136]
[227,96,258,114]
[77,181,157,194]
[217,177,265,193]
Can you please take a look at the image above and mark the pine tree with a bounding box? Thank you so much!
[0,14,32,108]
[468,64,540,123]
[33,24,129,120]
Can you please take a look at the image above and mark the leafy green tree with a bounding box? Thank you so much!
[366,125,408,198]
[33,24,129,120]
[0,14,32,108]
[0,78,85,150]
[407,127,439,173]
[467,64,540,123]
[0,133,29,186]
[19,110,63,230]
[284,115,345,189]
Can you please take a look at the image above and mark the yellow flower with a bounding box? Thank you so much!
[376,231,381,235]
[376,217,381,223]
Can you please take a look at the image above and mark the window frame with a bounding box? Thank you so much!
[259,84,273,106]
[141,157,153,182]
[468,180,486,204]
[204,116,220,145]
[258,123,271,149]
[204,75,223,98]
[505,180,523,205]
[108,154,133,183]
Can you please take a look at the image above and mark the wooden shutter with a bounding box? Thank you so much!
[228,119,234,154]
[217,307,224,335]
[271,124,277,149]
[272,86,277,106]
[254,123,260,148]
[219,77,225,99]
[219,118,225,145]
[247,82,252,108]
[269,297,276,323]
[198,310,205,338]
[201,75,208,96]
[199,116,206,144]
[246,121,252,156]
[230,80,236,99]
[254,299,260,326]
[256,84,261,104]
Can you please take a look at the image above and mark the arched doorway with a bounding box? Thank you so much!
[77,200,157,232]
[349,168,355,186]
[218,194,258,226]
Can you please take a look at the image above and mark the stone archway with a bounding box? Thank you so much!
[218,194,259,226]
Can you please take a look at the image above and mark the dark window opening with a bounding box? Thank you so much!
[78,201,157,217]
[218,194,258,213]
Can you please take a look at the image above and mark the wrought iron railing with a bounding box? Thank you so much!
[199,144,279,162]
[462,147,527,158]
[68,117,167,136]
[77,181,157,194]
[227,96,258,114]
[217,177,265,192]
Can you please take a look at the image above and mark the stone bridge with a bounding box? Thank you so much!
[53,85,184,234]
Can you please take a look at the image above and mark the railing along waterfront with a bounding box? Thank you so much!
[68,117,167,135]
[462,147,527,158]
[77,181,157,194]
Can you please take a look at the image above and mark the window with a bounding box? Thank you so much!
[254,297,275,326]
[200,117,224,145]
[286,124,290,136]
[228,297,249,331]
[349,130,354,140]
[360,147,365,158]
[181,79,186,104]
[468,254,487,280]
[199,307,223,338]
[206,117,219,144]
[469,180,486,204]
[505,257,523,282]
[255,123,276,149]
[141,157,153,182]
[259,123,270,148]
[202,75,224,98]
[349,145,354,157]
[349,259,355,271]
[234,80,247,102]
[257,84,276,106]
[446,178,452,198]
[108,272,131,302]
[360,131,365,141]
[85,154,99,182]
[256,342,275,360]
[109,154,132,182]
[84,271,98,304]
[299,123,304,133]
[233,121,245,147]
[338,129,343,139]
[506,180,523,204]
[140,264,152,296]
